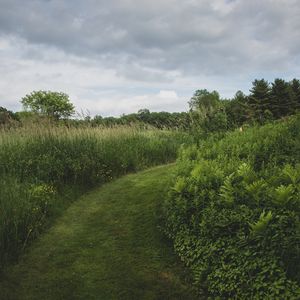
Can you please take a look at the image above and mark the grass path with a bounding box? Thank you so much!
[0,165,197,300]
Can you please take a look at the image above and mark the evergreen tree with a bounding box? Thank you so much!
[225,91,248,127]
[270,78,293,118]
[289,79,300,112]
[248,79,271,123]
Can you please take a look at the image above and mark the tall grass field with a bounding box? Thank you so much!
[0,124,191,266]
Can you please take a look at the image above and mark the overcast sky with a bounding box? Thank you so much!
[0,0,299,116]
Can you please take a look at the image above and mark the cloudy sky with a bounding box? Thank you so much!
[0,0,299,116]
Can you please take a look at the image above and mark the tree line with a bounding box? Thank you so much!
[189,78,300,135]
[1,78,299,131]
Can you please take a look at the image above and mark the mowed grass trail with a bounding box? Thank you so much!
[0,165,197,300]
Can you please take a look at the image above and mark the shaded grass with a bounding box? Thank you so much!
[0,165,198,300]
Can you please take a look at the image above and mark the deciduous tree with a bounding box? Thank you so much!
[21,91,75,120]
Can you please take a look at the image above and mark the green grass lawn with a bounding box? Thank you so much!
[0,165,198,300]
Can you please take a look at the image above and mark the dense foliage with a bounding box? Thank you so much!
[0,125,191,266]
[163,115,300,298]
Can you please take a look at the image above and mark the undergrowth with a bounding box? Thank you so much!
[163,115,300,299]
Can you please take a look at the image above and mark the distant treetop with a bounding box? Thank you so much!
[21,90,75,120]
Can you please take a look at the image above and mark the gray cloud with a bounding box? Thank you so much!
[1,0,299,73]
[0,0,300,115]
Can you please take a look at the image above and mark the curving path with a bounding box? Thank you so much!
[0,165,197,300]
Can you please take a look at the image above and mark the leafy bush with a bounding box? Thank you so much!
[163,115,300,298]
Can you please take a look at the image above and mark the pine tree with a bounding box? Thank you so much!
[289,79,300,113]
[270,79,293,118]
[225,91,248,127]
[248,79,271,123]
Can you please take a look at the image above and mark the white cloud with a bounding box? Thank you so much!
[72,90,186,117]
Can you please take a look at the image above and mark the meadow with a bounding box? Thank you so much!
[1,79,300,298]
[0,124,191,267]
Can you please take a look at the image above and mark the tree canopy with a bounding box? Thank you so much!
[189,89,220,118]
[21,91,75,119]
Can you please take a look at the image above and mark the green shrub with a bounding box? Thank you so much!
[163,115,300,298]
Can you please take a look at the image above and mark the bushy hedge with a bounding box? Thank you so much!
[163,115,300,299]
